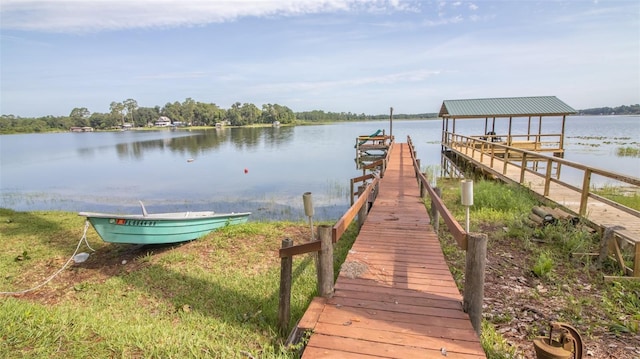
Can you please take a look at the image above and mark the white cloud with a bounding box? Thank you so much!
[0,0,415,32]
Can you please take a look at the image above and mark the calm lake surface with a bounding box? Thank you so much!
[1,116,638,221]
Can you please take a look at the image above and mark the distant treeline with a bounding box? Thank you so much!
[295,110,437,122]
[1,98,636,134]
[577,104,640,115]
[0,98,299,134]
[0,97,438,134]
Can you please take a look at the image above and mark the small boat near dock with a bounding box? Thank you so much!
[79,202,250,245]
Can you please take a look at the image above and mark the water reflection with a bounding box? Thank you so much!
[103,127,297,161]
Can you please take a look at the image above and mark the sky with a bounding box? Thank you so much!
[1,0,638,118]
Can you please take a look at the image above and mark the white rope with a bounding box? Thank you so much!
[0,220,95,295]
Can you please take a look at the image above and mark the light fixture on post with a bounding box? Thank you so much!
[302,192,314,241]
[461,179,474,232]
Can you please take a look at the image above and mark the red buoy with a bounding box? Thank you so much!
[244,168,248,174]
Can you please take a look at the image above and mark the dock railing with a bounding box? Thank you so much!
[355,133,393,165]
[408,136,468,250]
[444,132,640,277]
[277,142,391,336]
[407,136,487,334]
[444,132,640,219]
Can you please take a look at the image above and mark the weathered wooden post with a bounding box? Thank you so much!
[430,187,441,233]
[463,232,487,336]
[357,197,368,228]
[317,225,334,297]
[350,178,355,206]
[278,238,293,335]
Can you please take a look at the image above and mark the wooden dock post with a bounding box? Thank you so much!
[463,232,487,336]
[278,238,294,335]
[317,225,334,297]
[430,187,441,233]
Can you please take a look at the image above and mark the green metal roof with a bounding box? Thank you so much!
[438,96,576,118]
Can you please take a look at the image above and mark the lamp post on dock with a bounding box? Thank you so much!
[461,179,473,232]
[389,107,393,138]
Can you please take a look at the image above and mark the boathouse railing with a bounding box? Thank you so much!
[444,132,640,277]
[444,132,640,219]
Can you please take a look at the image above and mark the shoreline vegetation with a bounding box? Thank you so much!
[1,99,638,135]
[2,178,639,357]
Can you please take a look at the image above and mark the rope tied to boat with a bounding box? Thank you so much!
[0,220,95,296]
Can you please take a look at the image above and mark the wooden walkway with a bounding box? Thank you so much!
[449,144,640,242]
[300,143,485,358]
[447,143,640,276]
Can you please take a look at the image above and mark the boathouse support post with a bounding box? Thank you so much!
[317,225,334,297]
[463,232,487,336]
[278,238,294,335]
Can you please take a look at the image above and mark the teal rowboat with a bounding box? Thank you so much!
[79,203,250,244]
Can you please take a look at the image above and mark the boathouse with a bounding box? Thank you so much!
[439,96,576,158]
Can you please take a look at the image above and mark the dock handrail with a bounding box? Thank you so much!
[444,131,640,218]
[407,136,467,250]
[276,148,382,334]
[279,167,382,258]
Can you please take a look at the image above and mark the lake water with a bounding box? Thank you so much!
[1,116,638,221]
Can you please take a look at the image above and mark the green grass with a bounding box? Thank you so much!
[532,251,554,279]
[434,178,640,356]
[0,209,358,358]
[437,179,537,228]
[593,185,640,211]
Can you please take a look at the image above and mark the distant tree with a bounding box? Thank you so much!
[275,104,295,124]
[109,101,125,126]
[193,102,223,126]
[578,104,640,115]
[161,101,184,123]
[89,112,116,129]
[261,103,295,124]
[226,102,243,126]
[240,103,261,125]
[260,104,276,124]
[123,98,138,126]
[69,107,90,127]
[135,107,161,126]
[44,115,72,130]
[181,98,196,124]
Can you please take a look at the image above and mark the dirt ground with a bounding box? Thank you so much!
[469,225,640,359]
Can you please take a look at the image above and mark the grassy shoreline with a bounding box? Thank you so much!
[3,177,640,358]
[0,209,358,358]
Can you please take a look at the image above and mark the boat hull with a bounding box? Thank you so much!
[79,211,250,244]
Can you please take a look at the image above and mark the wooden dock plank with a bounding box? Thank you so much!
[311,323,485,355]
[304,336,485,359]
[301,143,485,358]
[298,297,328,331]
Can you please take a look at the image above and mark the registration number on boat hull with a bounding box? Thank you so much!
[110,219,157,226]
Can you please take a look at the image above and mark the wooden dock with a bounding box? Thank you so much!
[447,141,640,276]
[300,143,485,358]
